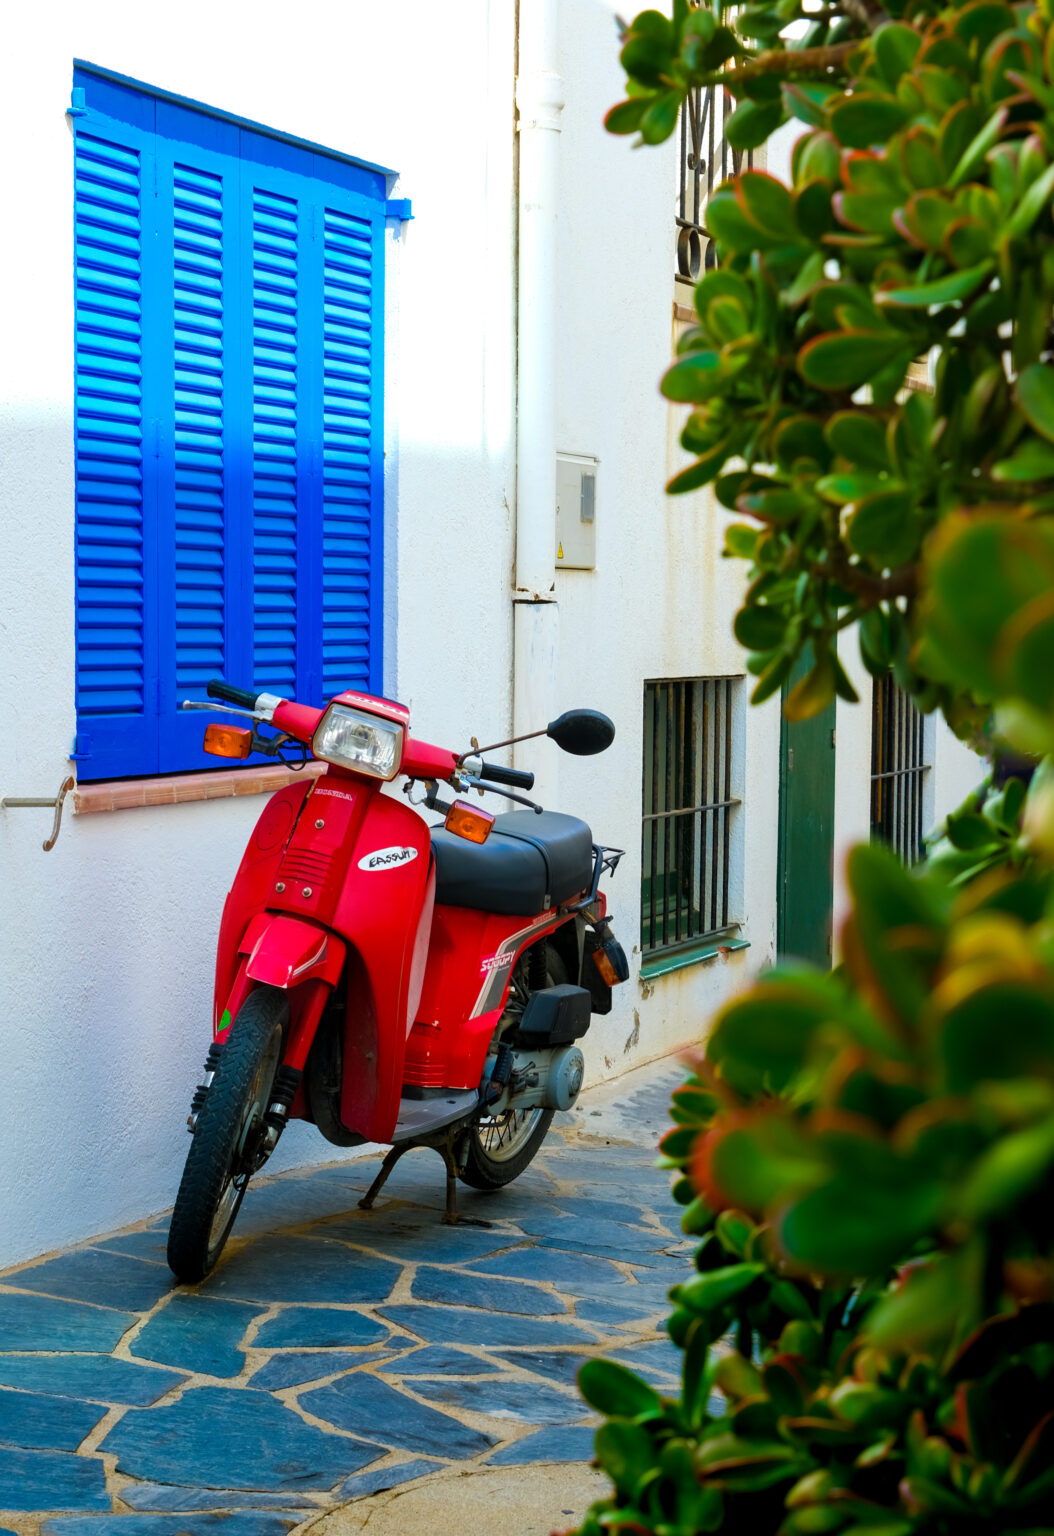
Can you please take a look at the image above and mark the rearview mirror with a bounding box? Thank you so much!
[546,710,615,756]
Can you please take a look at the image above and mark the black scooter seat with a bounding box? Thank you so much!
[430,810,594,916]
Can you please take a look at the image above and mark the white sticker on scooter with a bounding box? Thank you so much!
[358,845,419,872]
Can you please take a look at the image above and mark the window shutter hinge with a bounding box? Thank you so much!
[385,198,414,223]
[70,731,92,762]
[787,747,794,771]
[67,87,88,119]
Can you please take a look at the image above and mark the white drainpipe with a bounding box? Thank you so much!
[513,0,564,797]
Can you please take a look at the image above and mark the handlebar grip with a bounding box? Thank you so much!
[480,761,535,791]
[206,679,259,710]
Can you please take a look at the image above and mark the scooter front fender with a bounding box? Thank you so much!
[239,913,346,990]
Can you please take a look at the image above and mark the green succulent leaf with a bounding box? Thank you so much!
[1016,365,1054,444]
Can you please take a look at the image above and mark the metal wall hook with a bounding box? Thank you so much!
[1,775,76,851]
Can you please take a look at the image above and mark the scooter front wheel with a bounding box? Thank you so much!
[167,986,287,1283]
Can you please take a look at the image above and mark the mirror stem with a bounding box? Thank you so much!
[457,726,547,765]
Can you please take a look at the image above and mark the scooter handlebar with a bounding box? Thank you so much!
[479,761,535,791]
[207,679,260,711]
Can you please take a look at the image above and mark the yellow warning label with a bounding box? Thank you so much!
[557,543,564,559]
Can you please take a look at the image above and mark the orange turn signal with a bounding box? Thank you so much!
[445,799,495,844]
[203,724,253,759]
[593,947,620,987]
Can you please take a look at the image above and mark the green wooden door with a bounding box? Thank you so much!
[777,650,836,968]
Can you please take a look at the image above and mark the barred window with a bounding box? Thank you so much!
[871,677,930,865]
[642,678,743,957]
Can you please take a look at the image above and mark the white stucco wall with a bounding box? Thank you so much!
[0,0,519,1267]
[0,0,986,1269]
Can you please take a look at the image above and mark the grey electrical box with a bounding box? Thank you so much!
[556,453,598,570]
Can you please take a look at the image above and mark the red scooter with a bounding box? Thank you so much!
[167,679,628,1281]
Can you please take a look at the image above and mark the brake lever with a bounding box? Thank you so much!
[459,774,543,815]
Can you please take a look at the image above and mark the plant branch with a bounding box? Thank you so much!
[726,39,858,82]
[822,550,919,602]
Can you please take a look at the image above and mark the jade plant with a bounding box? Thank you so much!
[564,0,1054,1531]
[607,0,1054,740]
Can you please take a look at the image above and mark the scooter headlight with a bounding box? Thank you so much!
[312,704,404,780]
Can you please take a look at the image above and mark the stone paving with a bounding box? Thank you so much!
[0,1059,688,1535]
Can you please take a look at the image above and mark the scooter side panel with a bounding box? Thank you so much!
[330,793,433,1144]
[407,905,566,1091]
[212,779,315,1030]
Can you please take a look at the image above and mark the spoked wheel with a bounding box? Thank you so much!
[459,945,566,1190]
[167,986,287,1283]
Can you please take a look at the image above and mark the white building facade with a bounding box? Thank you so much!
[0,0,980,1268]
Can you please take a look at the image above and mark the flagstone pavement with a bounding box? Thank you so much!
[0,1057,690,1535]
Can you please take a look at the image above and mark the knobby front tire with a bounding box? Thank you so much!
[167,986,287,1283]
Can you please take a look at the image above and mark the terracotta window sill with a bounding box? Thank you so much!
[73,761,325,815]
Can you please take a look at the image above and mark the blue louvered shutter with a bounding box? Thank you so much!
[72,69,386,782]
[73,92,159,777]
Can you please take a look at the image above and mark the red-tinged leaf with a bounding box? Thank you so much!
[734,171,799,240]
[798,330,910,390]
[829,94,911,149]
[604,98,649,135]
[662,351,724,403]
[876,259,994,308]
[666,444,729,494]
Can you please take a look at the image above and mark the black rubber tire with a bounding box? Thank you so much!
[167,987,287,1283]
[459,946,567,1191]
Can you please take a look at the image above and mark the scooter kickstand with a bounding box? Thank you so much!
[440,1133,492,1229]
[357,1144,409,1211]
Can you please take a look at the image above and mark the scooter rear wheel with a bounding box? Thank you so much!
[459,945,565,1190]
[167,986,287,1283]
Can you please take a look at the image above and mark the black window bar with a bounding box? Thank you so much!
[677,83,752,281]
[871,676,930,865]
[642,678,742,956]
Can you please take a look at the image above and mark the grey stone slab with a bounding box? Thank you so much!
[249,1350,382,1390]
[121,1484,320,1511]
[465,1247,623,1295]
[89,1232,171,1265]
[323,1218,524,1267]
[379,1306,600,1350]
[573,1294,667,1328]
[495,1346,673,1392]
[410,1267,566,1318]
[492,1350,595,1387]
[201,1237,400,1306]
[130,1295,258,1379]
[0,1293,136,1354]
[335,1457,443,1499]
[487,1424,598,1465]
[6,1250,175,1313]
[516,1213,670,1252]
[408,1375,583,1425]
[0,1386,106,1451]
[42,1517,300,1535]
[609,1338,683,1380]
[383,1346,502,1377]
[302,1374,496,1460]
[233,1176,365,1238]
[0,1353,185,1407]
[538,1239,687,1273]
[0,1445,110,1512]
[252,1307,389,1350]
[548,1196,659,1227]
[101,1384,380,1490]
